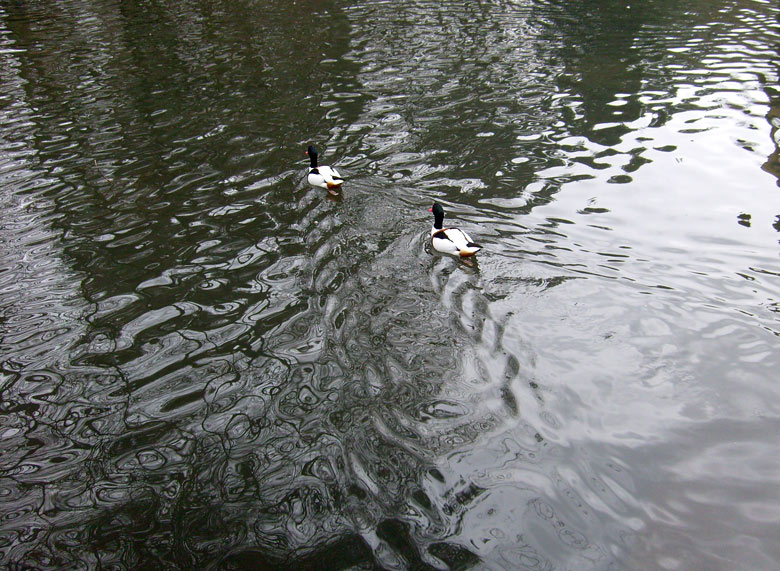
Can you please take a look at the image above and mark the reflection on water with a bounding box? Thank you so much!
[1,0,780,568]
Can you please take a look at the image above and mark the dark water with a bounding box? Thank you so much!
[1,0,779,568]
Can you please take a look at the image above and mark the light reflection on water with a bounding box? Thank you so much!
[1,0,779,569]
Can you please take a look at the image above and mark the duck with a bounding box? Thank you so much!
[429,203,483,257]
[306,145,343,194]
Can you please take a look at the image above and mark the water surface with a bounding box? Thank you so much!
[1,0,779,569]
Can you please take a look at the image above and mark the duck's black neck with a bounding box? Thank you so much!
[309,153,318,169]
[432,212,444,229]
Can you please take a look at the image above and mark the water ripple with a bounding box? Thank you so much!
[2,0,780,568]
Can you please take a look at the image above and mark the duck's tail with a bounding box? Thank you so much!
[460,242,483,257]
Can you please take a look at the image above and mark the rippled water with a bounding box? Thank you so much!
[1,0,779,568]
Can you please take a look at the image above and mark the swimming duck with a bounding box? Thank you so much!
[306,145,343,194]
[429,203,483,257]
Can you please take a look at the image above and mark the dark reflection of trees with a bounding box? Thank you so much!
[541,0,744,142]
[1,1,489,568]
[535,0,780,230]
[4,0,352,304]
[347,0,684,206]
[765,50,780,230]
[1,0,357,384]
[0,0,392,568]
[763,93,780,187]
[541,0,652,145]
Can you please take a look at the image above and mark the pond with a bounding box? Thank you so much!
[1,0,779,568]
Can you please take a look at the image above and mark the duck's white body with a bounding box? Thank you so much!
[431,227,482,257]
[429,203,482,258]
[307,165,343,190]
[306,145,343,193]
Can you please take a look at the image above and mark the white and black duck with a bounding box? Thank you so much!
[306,145,343,194]
[429,203,483,258]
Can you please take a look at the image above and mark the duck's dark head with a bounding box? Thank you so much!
[429,203,445,228]
[306,145,318,167]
